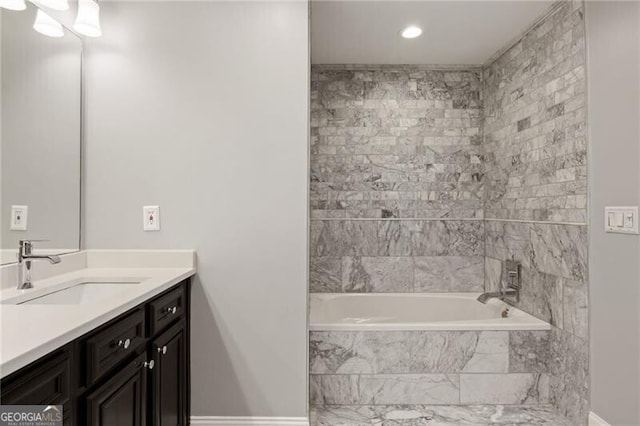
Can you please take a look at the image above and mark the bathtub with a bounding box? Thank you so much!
[309,293,550,331]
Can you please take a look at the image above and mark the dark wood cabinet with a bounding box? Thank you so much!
[0,348,74,425]
[148,285,185,336]
[0,279,191,426]
[150,320,187,426]
[85,352,148,426]
[83,308,146,387]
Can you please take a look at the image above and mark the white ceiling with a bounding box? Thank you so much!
[311,1,555,65]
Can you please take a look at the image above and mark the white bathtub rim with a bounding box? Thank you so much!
[312,292,518,301]
[309,321,551,331]
[309,292,551,331]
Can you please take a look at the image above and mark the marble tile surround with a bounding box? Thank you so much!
[311,374,461,405]
[483,1,587,224]
[309,1,589,425]
[310,220,485,258]
[310,404,573,426]
[481,3,589,423]
[311,67,483,220]
[311,373,550,406]
[311,254,485,293]
[310,220,484,293]
[309,64,488,295]
[310,331,551,408]
[484,220,588,333]
[310,331,512,375]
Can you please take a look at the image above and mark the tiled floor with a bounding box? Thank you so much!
[310,405,574,426]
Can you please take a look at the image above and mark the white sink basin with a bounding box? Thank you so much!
[1,278,146,305]
[20,282,142,305]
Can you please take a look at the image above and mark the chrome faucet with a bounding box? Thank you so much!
[17,240,61,290]
[477,256,521,304]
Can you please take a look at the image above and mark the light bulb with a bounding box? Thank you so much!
[73,0,101,37]
[33,8,64,37]
[400,26,423,39]
[33,0,69,11]
[0,0,26,11]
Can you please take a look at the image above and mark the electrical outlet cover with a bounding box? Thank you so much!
[10,205,28,231]
[143,206,160,231]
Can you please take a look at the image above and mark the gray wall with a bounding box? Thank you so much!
[1,5,81,256]
[83,1,309,417]
[586,2,640,424]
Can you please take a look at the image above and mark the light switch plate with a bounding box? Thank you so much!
[10,205,28,231]
[605,206,638,234]
[143,205,160,231]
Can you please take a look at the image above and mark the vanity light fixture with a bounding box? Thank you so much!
[33,8,64,37]
[73,0,101,37]
[32,0,68,11]
[0,0,26,11]
[400,26,422,39]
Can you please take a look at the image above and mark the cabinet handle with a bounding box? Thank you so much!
[165,306,177,315]
[117,338,131,349]
[157,345,167,355]
[142,360,155,370]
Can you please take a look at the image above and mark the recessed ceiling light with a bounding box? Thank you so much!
[400,26,422,39]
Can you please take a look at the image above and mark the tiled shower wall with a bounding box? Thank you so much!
[484,1,588,424]
[310,67,485,293]
[310,67,483,220]
[310,0,588,424]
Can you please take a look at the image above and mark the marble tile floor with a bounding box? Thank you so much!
[310,405,573,426]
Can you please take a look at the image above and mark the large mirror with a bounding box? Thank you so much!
[0,3,82,265]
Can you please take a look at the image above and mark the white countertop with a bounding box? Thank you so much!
[0,250,196,378]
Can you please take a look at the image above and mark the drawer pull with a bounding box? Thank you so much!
[157,345,167,355]
[165,306,178,315]
[117,338,131,349]
[142,360,155,370]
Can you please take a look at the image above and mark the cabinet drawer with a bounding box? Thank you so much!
[149,284,185,335]
[84,309,146,386]
[1,350,71,407]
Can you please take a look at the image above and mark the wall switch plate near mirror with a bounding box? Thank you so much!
[1,5,82,265]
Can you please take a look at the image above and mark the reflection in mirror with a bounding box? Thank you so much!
[1,3,82,265]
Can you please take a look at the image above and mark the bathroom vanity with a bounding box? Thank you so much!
[0,8,196,426]
[0,250,196,426]
[2,280,189,426]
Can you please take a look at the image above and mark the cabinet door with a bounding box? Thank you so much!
[1,351,70,406]
[150,320,187,426]
[1,349,72,425]
[85,352,149,426]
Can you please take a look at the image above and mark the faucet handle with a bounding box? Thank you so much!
[19,239,49,247]
[19,240,50,257]
[505,258,522,290]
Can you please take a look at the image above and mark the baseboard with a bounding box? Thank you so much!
[589,412,611,426]
[190,416,309,426]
